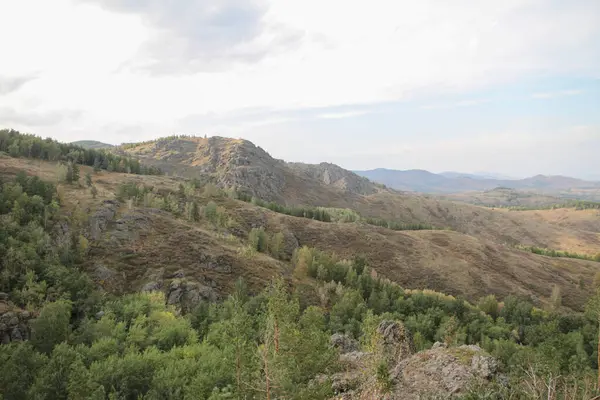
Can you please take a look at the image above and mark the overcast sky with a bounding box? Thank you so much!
[1,0,599,179]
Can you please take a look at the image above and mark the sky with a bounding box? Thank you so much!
[0,0,599,179]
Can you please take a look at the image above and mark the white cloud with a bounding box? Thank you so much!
[531,89,585,99]
[317,110,372,119]
[420,99,490,110]
[0,0,598,149]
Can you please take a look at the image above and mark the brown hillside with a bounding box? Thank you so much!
[118,136,383,203]
[2,157,599,311]
[117,136,600,254]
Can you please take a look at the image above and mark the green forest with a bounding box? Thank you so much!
[0,129,162,175]
[1,132,600,399]
[1,170,600,399]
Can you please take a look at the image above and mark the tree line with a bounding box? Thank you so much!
[0,129,162,175]
[234,191,441,230]
[516,244,600,262]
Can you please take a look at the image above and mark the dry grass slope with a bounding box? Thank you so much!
[3,153,600,310]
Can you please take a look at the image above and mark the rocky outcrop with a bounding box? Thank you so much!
[331,333,359,354]
[0,307,32,344]
[391,343,500,397]
[166,279,219,312]
[90,200,119,240]
[327,321,501,400]
[288,162,379,196]
[376,320,415,366]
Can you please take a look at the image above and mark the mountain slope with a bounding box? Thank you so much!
[119,136,384,204]
[2,156,598,311]
[116,136,600,257]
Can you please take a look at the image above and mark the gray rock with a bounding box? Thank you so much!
[167,288,183,305]
[0,292,8,301]
[471,355,499,379]
[331,333,360,354]
[432,341,447,349]
[10,326,23,341]
[141,281,162,292]
[206,260,232,274]
[95,311,105,319]
[1,332,10,344]
[167,270,185,279]
[377,320,415,365]
[94,264,117,281]
[90,200,119,240]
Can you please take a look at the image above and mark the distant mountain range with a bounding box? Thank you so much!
[354,168,600,194]
[71,140,114,149]
[439,171,519,180]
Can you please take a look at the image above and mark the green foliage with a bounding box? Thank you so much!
[238,193,332,222]
[84,172,92,187]
[364,217,440,231]
[31,300,72,354]
[269,232,285,259]
[0,129,161,175]
[516,244,600,262]
[248,227,269,253]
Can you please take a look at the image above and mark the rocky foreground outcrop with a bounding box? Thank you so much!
[0,294,33,344]
[327,320,501,399]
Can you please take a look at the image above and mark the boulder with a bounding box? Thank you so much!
[376,320,415,365]
[90,200,119,240]
[331,333,359,354]
[167,279,219,312]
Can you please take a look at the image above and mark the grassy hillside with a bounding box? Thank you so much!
[2,143,600,397]
[2,156,599,311]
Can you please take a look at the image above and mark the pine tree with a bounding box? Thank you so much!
[71,162,80,184]
[85,172,92,187]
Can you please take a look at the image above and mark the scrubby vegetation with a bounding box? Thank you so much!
[0,129,162,175]
[2,145,600,398]
[491,200,600,211]
[236,191,442,230]
[0,172,98,314]
[516,245,600,262]
[363,217,441,231]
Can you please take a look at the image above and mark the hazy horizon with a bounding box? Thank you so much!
[1,0,598,179]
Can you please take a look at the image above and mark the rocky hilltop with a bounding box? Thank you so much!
[119,136,385,204]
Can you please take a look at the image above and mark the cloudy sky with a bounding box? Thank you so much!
[1,0,599,178]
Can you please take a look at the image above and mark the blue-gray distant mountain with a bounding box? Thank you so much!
[354,168,600,194]
[71,140,114,149]
[440,171,519,180]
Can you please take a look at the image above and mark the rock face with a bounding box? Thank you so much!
[89,200,119,240]
[288,162,379,196]
[376,320,415,366]
[119,136,383,203]
[391,344,500,398]
[0,308,33,344]
[166,279,219,312]
[328,322,501,400]
[331,333,360,354]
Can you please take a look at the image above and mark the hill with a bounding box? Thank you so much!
[355,168,600,195]
[71,140,114,149]
[116,136,600,258]
[2,155,599,312]
[118,136,384,204]
[1,132,600,398]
